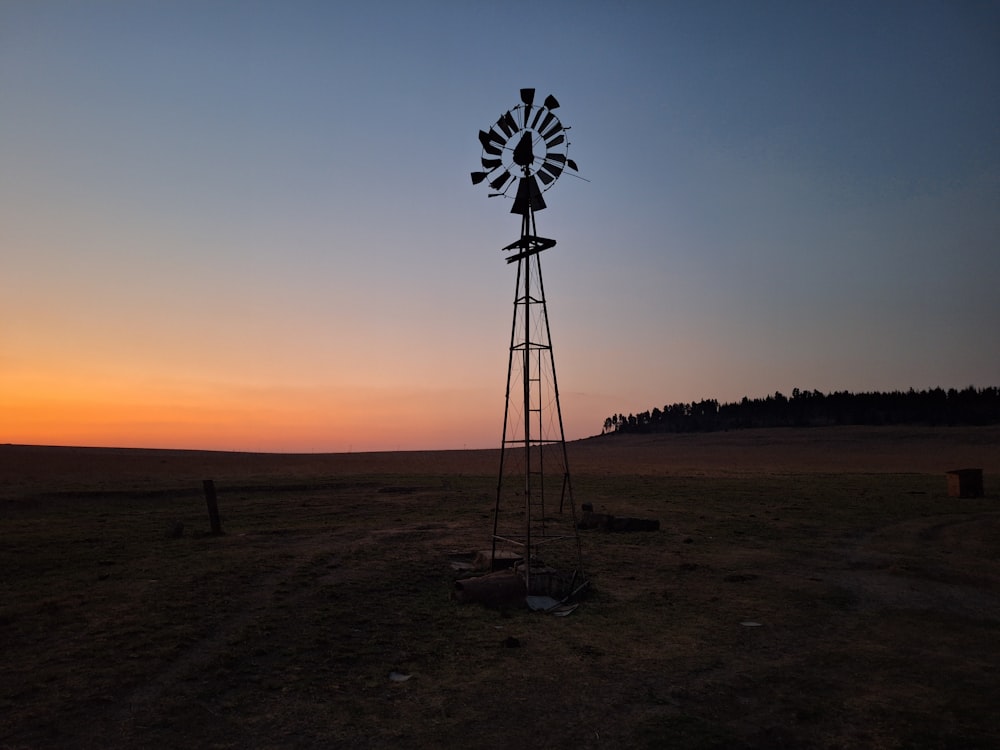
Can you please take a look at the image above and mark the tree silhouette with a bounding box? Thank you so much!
[603,386,1000,435]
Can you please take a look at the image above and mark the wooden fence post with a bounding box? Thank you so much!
[203,479,223,535]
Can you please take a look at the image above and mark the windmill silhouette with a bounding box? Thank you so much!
[471,88,586,602]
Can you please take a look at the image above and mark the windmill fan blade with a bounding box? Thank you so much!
[537,169,554,185]
[537,112,555,136]
[567,159,578,171]
[488,127,506,145]
[545,133,565,148]
[544,153,566,165]
[544,94,560,109]
[479,129,503,156]
[481,157,502,170]
[471,172,488,185]
[539,162,564,182]
[520,89,534,128]
[541,119,562,140]
[530,107,545,129]
[497,111,517,137]
[489,170,512,191]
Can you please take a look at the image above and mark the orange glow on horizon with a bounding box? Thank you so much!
[2,369,500,453]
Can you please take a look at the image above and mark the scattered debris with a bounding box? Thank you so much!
[551,603,579,617]
[447,551,477,571]
[388,671,412,682]
[523,593,584,616]
[526,595,561,611]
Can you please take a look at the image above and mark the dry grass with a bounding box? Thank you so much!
[1,426,999,748]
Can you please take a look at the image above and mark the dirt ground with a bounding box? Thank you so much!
[1,426,998,748]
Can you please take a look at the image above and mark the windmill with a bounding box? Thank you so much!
[471,88,586,603]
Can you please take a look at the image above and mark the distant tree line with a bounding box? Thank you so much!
[602,386,1000,435]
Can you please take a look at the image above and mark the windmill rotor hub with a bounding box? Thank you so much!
[512,131,534,167]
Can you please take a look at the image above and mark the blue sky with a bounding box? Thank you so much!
[2,1,998,451]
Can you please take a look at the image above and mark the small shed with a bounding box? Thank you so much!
[945,468,984,498]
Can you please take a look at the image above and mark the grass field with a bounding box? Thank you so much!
[2,426,998,748]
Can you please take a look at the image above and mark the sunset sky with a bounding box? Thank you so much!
[2,1,998,452]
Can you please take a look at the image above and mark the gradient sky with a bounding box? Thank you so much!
[2,1,998,452]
